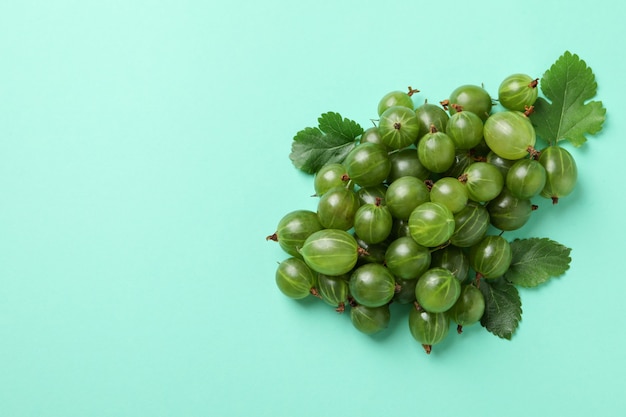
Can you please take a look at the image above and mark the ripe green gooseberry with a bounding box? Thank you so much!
[498,74,539,112]
[300,229,360,276]
[538,145,578,204]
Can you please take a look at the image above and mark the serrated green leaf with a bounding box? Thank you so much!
[289,126,357,174]
[318,112,364,142]
[505,238,571,288]
[531,51,606,147]
[479,278,522,340]
[289,113,362,174]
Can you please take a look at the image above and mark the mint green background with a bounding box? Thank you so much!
[1,1,624,416]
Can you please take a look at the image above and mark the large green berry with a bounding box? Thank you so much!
[408,202,455,248]
[350,304,391,335]
[447,84,492,121]
[445,110,484,149]
[538,145,578,204]
[415,267,461,313]
[408,307,450,354]
[430,177,469,214]
[349,263,397,308]
[506,158,547,200]
[357,184,387,206]
[487,187,533,231]
[417,129,456,173]
[385,176,430,220]
[469,235,512,279]
[378,105,421,149]
[430,245,470,283]
[387,148,430,183]
[414,102,450,139]
[498,74,539,112]
[353,199,393,244]
[461,162,504,203]
[314,163,351,196]
[300,229,359,276]
[275,257,317,299]
[317,273,349,310]
[317,186,360,230]
[384,236,431,280]
[483,110,536,160]
[450,201,490,248]
[267,210,323,258]
[377,90,414,115]
[447,284,485,330]
[344,142,391,187]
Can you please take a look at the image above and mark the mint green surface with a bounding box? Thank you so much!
[1,1,624,416]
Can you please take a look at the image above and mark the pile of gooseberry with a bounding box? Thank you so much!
[267,76,577,354]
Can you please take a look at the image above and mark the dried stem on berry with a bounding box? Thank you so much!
[527,146,541,160]
[407,86,420,96]
[422,344,432,354]
[335,302,345,313]
[440,99,450,111]
[348,296,358,308]
[457,324,463,334]
[529,78,539,88]
[474,272,483,288]
[424,179,434,190]
[266,233,278,242]
[310,287,321,298]
[357,247,370,257]
[429,124,438,134]
[451,103,463,112]
[524,105,535,117]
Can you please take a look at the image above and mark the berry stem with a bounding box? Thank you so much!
[429,124,438,134]
[474,272,483,288]
[335,302,345,313]
[407,86,420,96]
[457,324,463,334]
[440,99,449,111]
[422,344,432,354]
[527,146,541,160]
[529,78,539,89]
[348,296,358,308]
[524,105,535,117]
[310,287,322,298]
[266,233,278,242]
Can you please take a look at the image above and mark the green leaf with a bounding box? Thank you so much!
[479,278,522,340]
[531,51,606,147]
[289,112,363,174]
[317,111,364,142]
[505,238,572,288]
